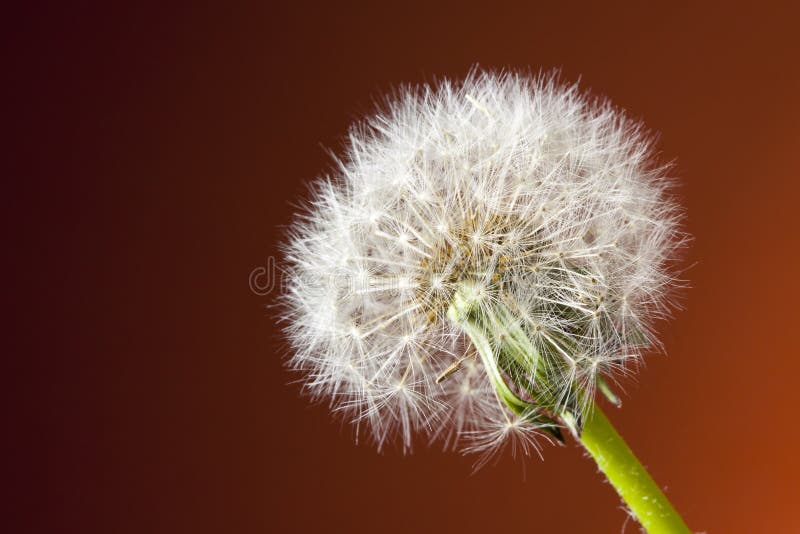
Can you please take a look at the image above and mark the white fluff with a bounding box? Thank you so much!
[280,70,685,463]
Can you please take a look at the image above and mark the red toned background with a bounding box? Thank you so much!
[5,2,799,533]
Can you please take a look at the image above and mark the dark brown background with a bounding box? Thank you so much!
[5,2,800,533]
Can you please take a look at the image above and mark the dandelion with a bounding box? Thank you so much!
[279,69,690,533]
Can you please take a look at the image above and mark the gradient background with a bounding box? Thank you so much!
[6,2,800,532]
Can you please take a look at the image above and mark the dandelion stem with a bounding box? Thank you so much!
[579,403,691,534]
[447,281,690,533]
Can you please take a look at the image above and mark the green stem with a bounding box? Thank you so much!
[579,403,691,534]
[445,281,690,533]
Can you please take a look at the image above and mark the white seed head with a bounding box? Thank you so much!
[279,70,686,462]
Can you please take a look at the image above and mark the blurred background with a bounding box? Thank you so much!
[5,2,800,532]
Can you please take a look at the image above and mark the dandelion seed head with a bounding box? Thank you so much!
[280,69,686,461]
